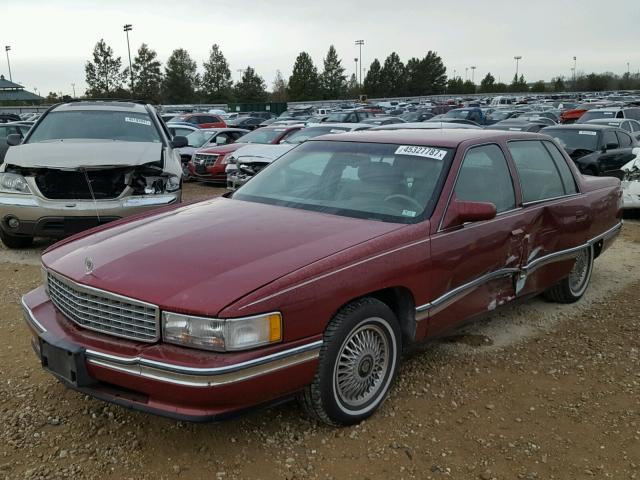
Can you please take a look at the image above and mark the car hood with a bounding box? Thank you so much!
[4,140,164,170]
[196,143,244,155]
[42,198,404,316]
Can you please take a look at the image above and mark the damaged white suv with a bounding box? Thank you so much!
[0,100,186,248]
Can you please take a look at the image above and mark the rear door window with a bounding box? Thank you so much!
[602,130,619,149]
[542,142,578,194]
[507,140,566,203]
[616,131,633,147]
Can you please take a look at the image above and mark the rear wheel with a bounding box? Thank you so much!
[0,229,34,249]
[300,297,401,426]
[543,245,593,303]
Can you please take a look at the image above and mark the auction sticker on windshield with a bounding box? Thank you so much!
[578,130,597,135]
[395,145,447,160]
[125,117,152,126]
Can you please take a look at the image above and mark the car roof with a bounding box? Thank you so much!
[305,122,371,129]
[312,128,546,148]
[54,101,149,113]
[542,123,612,131]
[370,122,481,131]
[586,118,628,124]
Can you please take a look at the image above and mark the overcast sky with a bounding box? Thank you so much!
[2,0,638,96]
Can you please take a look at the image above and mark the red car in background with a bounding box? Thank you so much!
[168,113,227,129]
[187,125,302,182]
[560,102,619,124]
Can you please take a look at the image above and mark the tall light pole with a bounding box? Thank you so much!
[5,46,12,82]
[355,40,364,87]
[513,55,522,80]
[627,62,631,75]
[123,24,134,95]
[71,83,76,98]
[354,57,358,85]
[236,69,243,81]
[465,67,468,81]
[470,66,476,83]
[573,56,577,85]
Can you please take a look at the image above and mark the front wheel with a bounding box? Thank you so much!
[300,297,401,426]
[0,229,34,249]
[543,245,594,303]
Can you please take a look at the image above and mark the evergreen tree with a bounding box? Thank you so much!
[201,44,233,102]
[234,66,267,102]
[552,76,565,92]
[479,72,495,93]
[288,52,320,101]
[379,52,405,97]
[271,70,288,101]
[345,73,359,99]
[84,39,126,97]
[162,48,198,103]
[363,59,382,97]
[510,73,528,92]
[405,52,447,95]
[446,77,464,94]
[320,45,347,100]
[128,44,162,102]
[530,80,546,92]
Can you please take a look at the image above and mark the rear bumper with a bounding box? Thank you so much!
[22,288,320,421]
[0,193,180,237]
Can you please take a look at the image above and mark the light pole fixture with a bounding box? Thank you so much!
[236,69,244,82]
[514,55,522,79]
[123,24,134,95]
[573,56,577,84]
[627,62,631,75]
[5,46,12,82]
[354,57,358,83]
[355,40,364,87]
[465,67,468,81]
[71,83,76,98]
[470,66,476,83]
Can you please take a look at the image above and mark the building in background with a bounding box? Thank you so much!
[0,75,43,105]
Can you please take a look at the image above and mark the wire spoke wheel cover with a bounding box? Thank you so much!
[333,319,395,413]
[568,247,591,296]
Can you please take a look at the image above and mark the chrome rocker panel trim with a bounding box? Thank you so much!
[416,221,622,321]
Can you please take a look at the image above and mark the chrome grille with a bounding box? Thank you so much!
[194,153,219,166]
[47,272,159,342]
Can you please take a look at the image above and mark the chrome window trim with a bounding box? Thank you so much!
[416,221,622,320]
[521,192,582,208]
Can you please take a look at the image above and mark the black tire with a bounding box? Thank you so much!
[299,297,401,426]
[0,229,34,249]
[543,245,594,303]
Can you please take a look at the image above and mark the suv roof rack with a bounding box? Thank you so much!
[65,98,152,105]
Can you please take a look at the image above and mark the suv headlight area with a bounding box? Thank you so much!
[0,173,32,194]
[162,311,282,352]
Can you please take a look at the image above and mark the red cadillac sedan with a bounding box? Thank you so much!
[187,125,302,183]
[23,130,622,425]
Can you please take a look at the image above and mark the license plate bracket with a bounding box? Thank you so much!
[39,334,94,387]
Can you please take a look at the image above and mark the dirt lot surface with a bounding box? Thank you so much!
[0,184,638,480]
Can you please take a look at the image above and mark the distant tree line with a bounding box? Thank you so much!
[83,39,640,103]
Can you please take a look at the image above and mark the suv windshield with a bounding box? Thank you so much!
[27,110,161,143]
[543,128,599,152]
[579,111,618,122]
[233,140,452,223]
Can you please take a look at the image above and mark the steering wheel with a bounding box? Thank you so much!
[384,194,423,211]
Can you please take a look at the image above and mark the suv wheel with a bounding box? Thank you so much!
[0,230,34,249]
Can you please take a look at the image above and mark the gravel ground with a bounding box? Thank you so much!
[0,184,638,480]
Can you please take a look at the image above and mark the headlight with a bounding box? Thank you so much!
[165,175,181,192]
[162,311,282,351]
[0,173,32,194]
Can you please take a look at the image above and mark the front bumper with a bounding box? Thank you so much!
[0,192,180,237]
[621,180,640,209]
[187,162,227,182]
[22,288,320,421]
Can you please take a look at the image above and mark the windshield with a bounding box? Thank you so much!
[282,127,350,144]
[238,128,285,144]
[28,110,161,143]
[579,111,617,122]
[544,129,599,152]
[325,113,350,122]
[443,109,471,119]
[487,111,512,121]
[186,130,216,148]
[233,140,452,223]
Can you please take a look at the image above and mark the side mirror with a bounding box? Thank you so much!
[170,135,188,148]
[442,198,497,229]
[6,134,22,146]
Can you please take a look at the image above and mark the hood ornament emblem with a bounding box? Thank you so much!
[84,256,95,276]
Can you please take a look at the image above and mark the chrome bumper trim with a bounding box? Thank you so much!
[22,296,47,333]
[122,195,178,207]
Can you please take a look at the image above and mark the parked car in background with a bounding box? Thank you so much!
[559,103,617,124]
[187,125,302,182]
[578,107,640,123]
[167,123,200,137]
[0,100,184,248]
[485,120,547,132]
[400,111,434,122]
[232,117,265,130]
[361,117,406,126]
[323,110,372,123]
[484,109,522,125]
[0,123,31,163]
[168,113,227,128]
[542,124,638,175]
[586,118,640,140]
[178,128,249,177]
[0,113,21,123]
[160,113,180,123]
[371,121,482,131]
[24,129,621,425]
[620,155,640,209]
[280,123,372,144]
[436,107,486,125]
